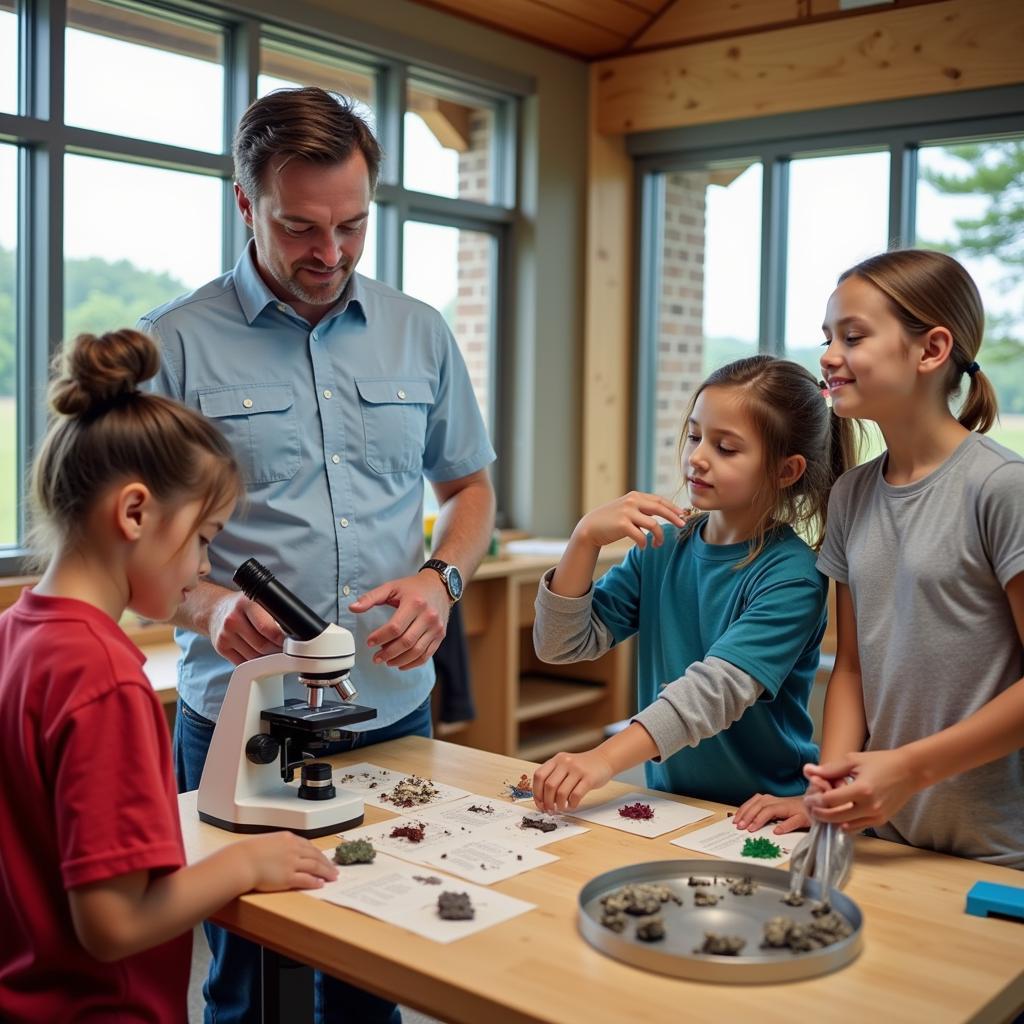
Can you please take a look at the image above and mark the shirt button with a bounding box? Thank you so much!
[331,454,341,464]
[323,389,333,399]
[242,398,253,409]
[342,585,351,597]
[311,332,318,342]
[276,303,287,312]
[397,389,406,400]
[339,517,349,528]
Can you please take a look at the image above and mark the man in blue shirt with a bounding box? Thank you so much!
[142,87,495,1024]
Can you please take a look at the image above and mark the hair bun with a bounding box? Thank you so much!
[49,329,161,417]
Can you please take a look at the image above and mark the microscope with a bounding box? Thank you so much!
[197,558,377,837]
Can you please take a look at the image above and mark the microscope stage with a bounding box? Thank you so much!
[260,699,377,732]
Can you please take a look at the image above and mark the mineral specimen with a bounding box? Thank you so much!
[635,917,666,942]
[520,815,558,833]
[696,932,747,956]
[333,839,376,865]
[618,802,655,821]
[740,836,782,859]
[437,891,475,921]
[381,775,441,808]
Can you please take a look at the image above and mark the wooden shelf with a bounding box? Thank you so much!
[435,720,470,739]
[517,676,605,723]
[516,726,607,763]
[453,550,633,757]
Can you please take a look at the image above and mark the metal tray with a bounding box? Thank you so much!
[578,859,862,983]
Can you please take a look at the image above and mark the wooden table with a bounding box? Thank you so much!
[179,737,1024,1024]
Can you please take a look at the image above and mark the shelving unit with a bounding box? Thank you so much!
[439,544,634,760]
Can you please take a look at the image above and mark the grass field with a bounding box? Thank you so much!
[1,399,1023,549]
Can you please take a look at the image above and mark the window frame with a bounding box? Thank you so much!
[630,85,1024,491]
[0,0,527,574]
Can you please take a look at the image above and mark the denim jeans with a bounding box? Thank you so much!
[174,695,433,1024]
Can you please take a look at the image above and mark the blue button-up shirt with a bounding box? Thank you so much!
[140,242,495,726]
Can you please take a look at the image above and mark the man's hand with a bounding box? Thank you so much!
[802,749,922,832]
[349,571,450,670]
[209,591,285,665]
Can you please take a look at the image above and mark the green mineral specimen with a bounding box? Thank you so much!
[740,836,782,860]
[334,838,376,865]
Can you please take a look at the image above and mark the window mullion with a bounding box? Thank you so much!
[759,154,788,356]
[889,142,917,248]
[222,14,258,268]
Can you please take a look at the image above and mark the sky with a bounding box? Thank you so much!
[0,11,1018,351]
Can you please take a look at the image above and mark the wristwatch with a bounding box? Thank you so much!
[420,558,464,604]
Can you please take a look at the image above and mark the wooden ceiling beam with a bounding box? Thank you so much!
[595,0,1024,134]
[408,93,474,152]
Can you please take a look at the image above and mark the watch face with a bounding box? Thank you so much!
[446,566,464,600]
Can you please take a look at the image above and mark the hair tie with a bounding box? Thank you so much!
[965,361,980,378]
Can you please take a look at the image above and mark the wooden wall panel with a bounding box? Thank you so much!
[581,65,634,510]
[596,0,1024,134]
[633,0,803,49]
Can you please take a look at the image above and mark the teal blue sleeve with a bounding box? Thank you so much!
[591,543,644,644]
[706,576,827,698]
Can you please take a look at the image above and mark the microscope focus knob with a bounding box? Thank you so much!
[245,733,280,765]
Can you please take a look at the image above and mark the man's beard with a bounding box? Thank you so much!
[274,260,352,308]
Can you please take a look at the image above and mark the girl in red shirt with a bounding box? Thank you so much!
[0,328,338,1023]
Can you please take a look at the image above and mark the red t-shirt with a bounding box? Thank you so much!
[0,590,190,1023]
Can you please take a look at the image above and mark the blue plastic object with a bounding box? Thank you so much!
[965,881,1024,921]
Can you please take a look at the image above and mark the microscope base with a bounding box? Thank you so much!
[198,809,363,839]
[198,785,367,838]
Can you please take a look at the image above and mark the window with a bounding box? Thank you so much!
[784,151,890,368]
[402,221,496,428]
[633,93,1024,487]
[65,0,225,153]
[0,1,520,568]
[405,80,496,203]
[0,1,16,114]
[0,144,16,546]
[917,139,1024,454]
[643,161,762,497]
[64,156,222,337]
[258,37,376,128]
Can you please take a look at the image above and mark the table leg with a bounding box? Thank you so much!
[260,945,282,1024]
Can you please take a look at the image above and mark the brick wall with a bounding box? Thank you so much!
[653,171,708,498]
[452,110,494,429]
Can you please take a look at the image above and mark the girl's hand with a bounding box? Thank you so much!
[533,749,615,813]
[574,492,689,550]
[803,749,920,831]
[237,831,339,892]
[732,793,810,834]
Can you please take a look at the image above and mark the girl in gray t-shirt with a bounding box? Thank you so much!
[736,250,1024,868]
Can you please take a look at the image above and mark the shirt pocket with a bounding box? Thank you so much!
[355,378,434,474]
[197,382,300,486]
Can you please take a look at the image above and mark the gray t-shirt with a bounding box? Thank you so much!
[818,433,1024,868]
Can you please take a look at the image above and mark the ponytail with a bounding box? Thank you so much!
[956,366,998,434]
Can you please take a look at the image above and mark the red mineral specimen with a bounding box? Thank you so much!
[390,823,426,843]
[618,802,655,821]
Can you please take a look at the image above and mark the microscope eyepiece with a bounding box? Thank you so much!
[233,558,329,641]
